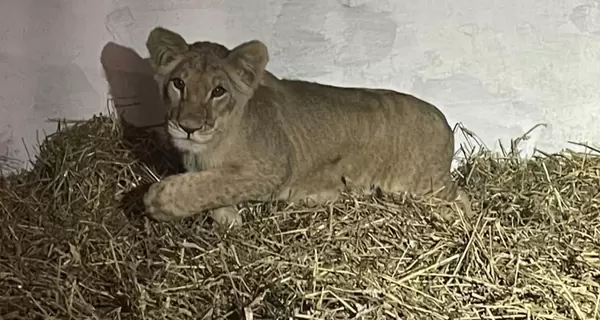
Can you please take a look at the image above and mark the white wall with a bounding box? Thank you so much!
[2,0,600,173]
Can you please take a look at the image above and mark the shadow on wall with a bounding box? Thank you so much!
[100,42,166,128]
[100,42,184,221]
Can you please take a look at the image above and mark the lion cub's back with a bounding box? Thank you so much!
[275,78,453,150]
[270,78,456,194]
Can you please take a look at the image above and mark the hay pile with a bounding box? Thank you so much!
[1,112,599,320]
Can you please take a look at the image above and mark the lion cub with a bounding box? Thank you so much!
[143,27,471,226]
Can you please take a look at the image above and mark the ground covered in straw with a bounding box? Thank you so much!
[0,113,599,320]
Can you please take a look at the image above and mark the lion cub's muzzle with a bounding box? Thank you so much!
[176,118,216,135]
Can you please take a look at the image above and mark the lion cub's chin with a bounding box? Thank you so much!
[170,136,213,153]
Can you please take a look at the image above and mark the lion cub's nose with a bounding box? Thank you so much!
[178,122,202,134]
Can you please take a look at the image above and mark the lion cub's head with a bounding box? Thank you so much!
[146,27,269,152]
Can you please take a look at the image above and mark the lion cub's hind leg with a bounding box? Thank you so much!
[425,179,473,220]
[281,188,341,207]
[380,172,473,220]
[302,189,341,207]
[453,188,473,218]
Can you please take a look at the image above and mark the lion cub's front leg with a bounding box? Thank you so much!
[143,167,282,225]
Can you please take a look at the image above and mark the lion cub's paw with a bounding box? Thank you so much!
[211,206,243,227]
[143,175,195,221]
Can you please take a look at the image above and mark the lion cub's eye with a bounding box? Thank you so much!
[211,86,227,98]
[171,78,186,90]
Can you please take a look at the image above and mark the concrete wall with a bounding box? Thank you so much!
[2,0,600,173]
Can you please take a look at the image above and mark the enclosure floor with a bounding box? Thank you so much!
[0,115,599,319]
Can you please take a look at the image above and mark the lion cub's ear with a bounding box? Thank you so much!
[225,40,269,91]
[146,27,189,74]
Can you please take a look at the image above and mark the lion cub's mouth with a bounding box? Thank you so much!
[190,122,217,136]
[196,124,214,133]
[167,121,218,141]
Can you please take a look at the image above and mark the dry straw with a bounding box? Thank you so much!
[0,107,599,320]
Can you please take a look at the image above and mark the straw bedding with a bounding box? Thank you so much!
[0,111,599,320]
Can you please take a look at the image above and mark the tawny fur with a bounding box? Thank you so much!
[143,26,472,226]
